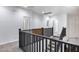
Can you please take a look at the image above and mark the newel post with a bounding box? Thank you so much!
[19,29,21,48]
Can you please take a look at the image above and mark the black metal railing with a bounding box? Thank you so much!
[19,29,79,52]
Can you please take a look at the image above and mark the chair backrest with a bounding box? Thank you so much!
[57,27,66,51]
[59,27,66,40]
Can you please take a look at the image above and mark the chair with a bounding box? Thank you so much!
[56,27,66,51]
[47,27,66,52]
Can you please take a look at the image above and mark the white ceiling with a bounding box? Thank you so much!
[27,6,79,15]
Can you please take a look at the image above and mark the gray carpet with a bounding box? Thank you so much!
[0,41,22,52]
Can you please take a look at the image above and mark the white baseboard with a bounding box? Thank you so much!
[0,40,18,45]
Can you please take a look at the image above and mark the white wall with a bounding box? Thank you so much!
[30,12,43,29]
[66,14,79,43]
[0,6,43,44]
[56,14,67,34]
[67,14,79,38]
[0,7,19,44]
[0,6,67,44]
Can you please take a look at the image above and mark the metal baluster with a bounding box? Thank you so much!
[34,36,36,52]
[27,33,29,51]
[68,44,71,52]
[45,39,48,52]
[32,35,34,52]
[39,37,41,52]
[50,39,52,52]
[42,38,44,52]
[27,33,29,52]
[75,46,77,52]
[22,32,26,52]
[31,35,32,52]
[55,42,57,52]
[33,35,35,52]
[64,43,66,52]
[23,32,25,46]
[71,45,73,52]
[25,33,27,52]
[19,29,21,48]
[29,34,31,52]
[60,43,63,52]
[37,36,38,52]
[73,45,76,52]
[24,32,27,52]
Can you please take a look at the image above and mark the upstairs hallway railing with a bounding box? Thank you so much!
[19,29,79,52]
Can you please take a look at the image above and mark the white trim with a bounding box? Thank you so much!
[0,40,18,45]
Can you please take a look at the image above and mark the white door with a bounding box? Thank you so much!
[53,19,58,36]
[23,16,30,30]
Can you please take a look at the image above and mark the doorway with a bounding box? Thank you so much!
[23,16,31,30]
